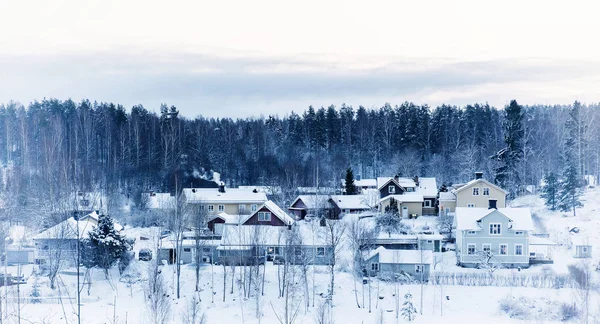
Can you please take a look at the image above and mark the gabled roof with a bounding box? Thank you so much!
[452,179,508,195]
[377,177,416,190]
[329,195,372,210]
[454,207,533,231]
[438,191,456,201]
[34,212,123,240]
[208,212,242,224]
[366,247,433,265]
[289,195,330,209]
[417,178,438,197]
[243,200,295,225]
[379,194,424,204]
[183,188,267,204]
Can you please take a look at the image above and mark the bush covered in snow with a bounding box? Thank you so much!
[499,294,574,322]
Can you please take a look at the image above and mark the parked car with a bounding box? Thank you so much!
[138,249,153,261]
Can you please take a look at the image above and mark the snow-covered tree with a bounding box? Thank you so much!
[493,100,524,199]
[401,292,418,322]
[558,104,584,216]
[83,214,132,279]
[541,172,559,211]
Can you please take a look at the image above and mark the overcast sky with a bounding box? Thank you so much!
[1,0,600,118]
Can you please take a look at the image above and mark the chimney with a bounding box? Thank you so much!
[413,176,419,186]
[394,174,399,182]
[488,199,497,209]
[356,174,361,181]
[475,172,483,180]
[252,188,258,193]
[218,182,226,193]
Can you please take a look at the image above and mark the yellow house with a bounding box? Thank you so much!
[182,184,268,217]
[439,172,508,216]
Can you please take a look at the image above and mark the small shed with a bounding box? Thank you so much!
[572,238,592,258]
[364,247,432,281]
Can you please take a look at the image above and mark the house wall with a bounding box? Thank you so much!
[379,181,404,199]
[208,218,225,232]
[7,249,35,264]
[439,200,456,214]
[575,245,592,258]
[190,202,262,216]
[379,200,422,217]
[418,239,441,252]
[365,254,430,280]
[34,239,78,265]
[455,183,506,208]
[456,211,529,267]
[242,206,287,226]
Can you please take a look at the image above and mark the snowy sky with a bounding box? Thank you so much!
[1,0,600,118]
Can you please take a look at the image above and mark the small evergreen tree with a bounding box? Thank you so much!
[401,292,417,321]
[377,199,402,237]
[83,214,132,279]
[558,104,584,216]
[541,172,559,210]
[344,167,358,195]
[30,272,41,304]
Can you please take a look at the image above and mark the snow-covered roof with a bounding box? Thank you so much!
[208,212,243,224]
[34,212,122,240]
[242,200,295,225]
[417,178,438,197]
[377,177,417,190]
[366,247,433,265]
[183,188,267,204]
[452,179,508,195]
[454,207,533,231]
[329,195,372,210]
[237,186,282,195]
[341,178,377,188]
[438,192,456,201]
[379,194,424,204]
[146,193,176,209]
[290,195,330,209]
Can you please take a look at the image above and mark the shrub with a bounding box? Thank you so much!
[559,302,579,322]
[499,295,529,320]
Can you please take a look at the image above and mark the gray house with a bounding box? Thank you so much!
[365,247,432,280]
[572,237,592,258]
[453,206,533,268]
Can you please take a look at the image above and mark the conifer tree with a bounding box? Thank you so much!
[558,104,584,216]
[541,172,559,211]
[83,214,132,278]
[493,100,524,199]
[344,167,357,195]
[401,292,417,321]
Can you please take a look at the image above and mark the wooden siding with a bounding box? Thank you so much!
[243,206,287,226]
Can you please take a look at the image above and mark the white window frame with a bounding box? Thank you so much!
[239,204,246,212]
[371,263,379,271]
[489,223,502,235]
[467,230,477,235]
[218,205,224,212]
[472,188,480,196]
[258,212,272,222]
[251,204,258,212]
[467,203,475,208]
[208,205,214,212]
[483,188,490,196]
[199,205,205,211]
[515,244,523,256]
[482,244,491,253]
[499,244,508,255]
[467,244,476,255]
[316,247,325,256]
[424,200,431,207]
[415,265,424,273]
[388,185,396,194]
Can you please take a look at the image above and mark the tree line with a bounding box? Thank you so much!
[0,98,597,222]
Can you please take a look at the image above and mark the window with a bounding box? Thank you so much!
[218,205,224,212]
[388,185,396,194]
[295,248,302,256]
[427,240,433,244]
[406,187,415,192]
[316,247,325,256]
[424,200,431,207]
[467,230,477,235]
[239,204,246,213]
[202,247,211,253]
[258,212,271,221]
[183,248,191,253]
[467,244,476,255]
[483,188,490,196]
[583,247,589,253]
[251,204,257,212]
[499,244,508,255]
[371,263,379,271]
[515,244,523,256]
[514,231,523,235]
[445,207,450,214]
[199,205,205,211]
[489,223,502,235]
[472,188,480,196]
[482,244,491,253]
[80,199,90,207]
[208,205,214,212]
[415,265,424,273]
[467,203,475,208]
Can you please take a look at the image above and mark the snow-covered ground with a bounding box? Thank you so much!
[8,188,600,323]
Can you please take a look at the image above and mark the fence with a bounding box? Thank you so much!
[429,272,575,289]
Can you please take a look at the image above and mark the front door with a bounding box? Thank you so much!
[434,240,440,252]
[402,206,409,219]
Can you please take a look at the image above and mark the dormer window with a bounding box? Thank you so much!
[472,188,480,196]
[258,212,271,221]
[388,186,396,194]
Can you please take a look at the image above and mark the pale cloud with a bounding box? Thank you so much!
[1,0,600,117]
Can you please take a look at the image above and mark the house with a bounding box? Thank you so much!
[453,205,533,268]
[33,211,122,266]
[5,225,35,265]
[288,195,330,219]
[376,176,438,217]
[207,213,242,234]
[70,191,108,214]
[241,200,295,226]
[158,231,221,264]
[364,247,432,280]
[439,172,508,216]
[327,195,373,219]
[216,223,334,266]
[572,237,592,258]
[340,178,377,193]
[144,192,176,210]
[182,183,268,216]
